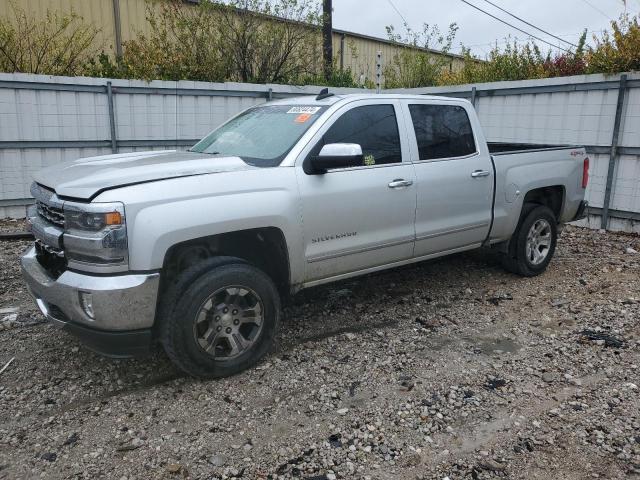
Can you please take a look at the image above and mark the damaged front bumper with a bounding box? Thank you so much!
[20,246,160,357]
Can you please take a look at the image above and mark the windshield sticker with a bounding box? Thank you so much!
[294,113,312,123]
[287,106,321,114]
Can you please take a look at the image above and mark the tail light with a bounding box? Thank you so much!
[582,157,589,189]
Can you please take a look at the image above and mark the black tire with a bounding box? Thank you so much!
[159,257,280,379]
[501,204,558,277]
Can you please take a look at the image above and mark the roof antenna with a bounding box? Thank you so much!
[316,87,334,100]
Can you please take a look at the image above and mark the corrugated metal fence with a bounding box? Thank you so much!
[0,72,368,217]
[1,72,639,232]
[393,73,640,233]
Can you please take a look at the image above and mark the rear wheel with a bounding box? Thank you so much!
[501,204,557,277]
[159,258,280,378]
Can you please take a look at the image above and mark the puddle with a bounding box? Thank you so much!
[425,335,521,355]
[473,337,521,354]
[427,336,457,351]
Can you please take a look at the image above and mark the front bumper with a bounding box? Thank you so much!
[20,247,160,357]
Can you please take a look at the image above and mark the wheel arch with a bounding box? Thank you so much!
[159,227,291,300]
[521,185,565,221]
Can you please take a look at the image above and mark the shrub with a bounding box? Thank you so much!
[0,1,99,76]
[215,0,323,84]
[89,0,325,85]
[383,23,459,89]
[437,12,640,88]
[300,66,359,87]
[87,1,232,82]
[587,13,640,74]
[439,42,546,85]
[3,0,639,88]
[439,32,588,86]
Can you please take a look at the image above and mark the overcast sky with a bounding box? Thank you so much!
[331,0,637,57]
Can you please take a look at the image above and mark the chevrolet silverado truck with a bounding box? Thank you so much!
[21,92,589,378]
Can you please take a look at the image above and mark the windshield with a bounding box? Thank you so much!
[191,104,328,167]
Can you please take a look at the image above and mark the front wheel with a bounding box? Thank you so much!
[501,205,558,277]
[159,259,280,378]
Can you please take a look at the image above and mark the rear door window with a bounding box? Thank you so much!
[408,104,476,160]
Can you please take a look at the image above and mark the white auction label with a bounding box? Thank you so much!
[286,106,321,114]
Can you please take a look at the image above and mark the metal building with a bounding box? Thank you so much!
[0,0,465,85]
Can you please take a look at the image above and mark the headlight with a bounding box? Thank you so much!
[65,209,123,231]
[63,202,128,272]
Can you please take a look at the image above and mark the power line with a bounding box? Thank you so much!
[466,29,604,49]
[386,0,410,28]
[459,0,571,52]
[466,37,524,48]
[479,0,578,47]
[556,29,605,37]
[580,0,613,20]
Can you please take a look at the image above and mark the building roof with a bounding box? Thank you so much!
[332,28,465,60]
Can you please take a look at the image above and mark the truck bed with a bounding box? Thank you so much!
[487,143,587,243]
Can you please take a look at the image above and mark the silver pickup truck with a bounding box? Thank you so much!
[21,92,589,378]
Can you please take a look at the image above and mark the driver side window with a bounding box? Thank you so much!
[312,104,402,167]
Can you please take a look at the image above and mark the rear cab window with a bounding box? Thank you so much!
[408,104,476,160]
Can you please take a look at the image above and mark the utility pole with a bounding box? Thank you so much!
[112,0,123,58]
[323,0,333,81]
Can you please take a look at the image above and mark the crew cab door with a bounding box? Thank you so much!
[400,100,493,256]
[295,100,416,284]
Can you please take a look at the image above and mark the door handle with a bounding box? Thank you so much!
[388,179,413,188]
[471,170,490,178]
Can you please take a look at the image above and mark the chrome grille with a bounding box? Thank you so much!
[29,182,67,278]
[31,182,65,227]
[36,201,65,227]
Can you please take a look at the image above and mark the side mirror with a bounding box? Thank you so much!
[310,143,363,174]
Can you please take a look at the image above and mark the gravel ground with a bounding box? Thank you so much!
[0,218,28,234]
[0,225,639,480]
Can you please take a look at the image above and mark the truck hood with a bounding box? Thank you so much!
[33,150,257,200]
